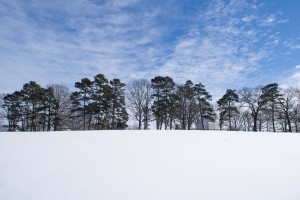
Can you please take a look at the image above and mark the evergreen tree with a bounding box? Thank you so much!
[43,87,59,131]
[3,91,23,131]
[217,89,239,131]
[193,83,215,130]
[110,79,128,129]
[151,76,175,130]
[91,74,111,130]
[21,81,45,131]
[176,80,195,130]
[71,78,93,130]
[261,83,282,132]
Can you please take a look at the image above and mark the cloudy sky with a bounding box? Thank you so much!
[1,0,300,98]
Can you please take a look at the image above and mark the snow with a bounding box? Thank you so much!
[0,130,300,200]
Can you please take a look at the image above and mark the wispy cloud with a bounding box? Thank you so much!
[0,0,170,91]
[281,65,300,88]
[0,0,291,99]
[157,0,284,97]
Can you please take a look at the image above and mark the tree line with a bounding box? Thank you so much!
[1,74,128,131]
[217,83,300,132]
[1,74,300,132]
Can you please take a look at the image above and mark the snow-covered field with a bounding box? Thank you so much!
[0,131,300,200]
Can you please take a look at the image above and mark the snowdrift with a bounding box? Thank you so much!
[1,130,300,200]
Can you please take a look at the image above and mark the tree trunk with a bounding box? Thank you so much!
[253,114,258,132]
[228,101,232,131]
[272,104,276,132]
[286,111,292,132]
[199,100,205,130]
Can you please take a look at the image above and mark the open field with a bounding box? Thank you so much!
[1,131,300,200]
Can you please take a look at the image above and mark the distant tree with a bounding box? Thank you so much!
[217,89,239,131]
[127,79,152,130]
[261,83,282,132]
[292,89,300,132]
[110,79,128,129]
[0,93,6,131]
[91,74,111,130]
[278,87,296,132]
[291,103,300,132]
[49,84,72,131]
[71,78,93,130]
[21,81,46,131]
[151,76,175,130]
[239,84,279,132]
[2,92,23,131]
[43,87,58,131]
[176,80,196,130]
[193,83,215,130]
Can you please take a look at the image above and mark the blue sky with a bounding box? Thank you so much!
[1,0,300,98]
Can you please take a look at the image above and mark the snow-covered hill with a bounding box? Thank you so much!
[1,131,300,200]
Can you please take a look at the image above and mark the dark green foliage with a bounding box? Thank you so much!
[193,83,215,130]
[151,76,175,130]
[91,74,111,130]
[2,82,59,131]
[3,91,23,131]
[217,89,239,131]
[110,79,128,130]
[176,80,196,130]
[71,78,93,130]
[69,75,128,130]
[261,83,282,132]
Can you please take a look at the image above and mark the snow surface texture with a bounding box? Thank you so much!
[0,131,300,200]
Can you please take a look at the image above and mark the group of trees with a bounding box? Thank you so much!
[217,83,300,132]
[2,81,59,132]
[127,77,215,130]
[1,74,128,131]
[69,74,128,130]
[2,74,300,132]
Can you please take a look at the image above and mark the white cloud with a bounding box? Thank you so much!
[157,0,281,97]
[281,72,300,88]
[280,65,300,88]
[0,0,288,98]
[0,0,165,92]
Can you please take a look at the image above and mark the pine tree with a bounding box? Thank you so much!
[3,91,23,131]
[43,87,59,131]
[21,81,45,131]
[261,83,282,132]
[110,79,128,129]
[193,83,215,130]
[91,74,111,130]
[176,80,195,130]
[71,78,93,130]
[151,76,175,130]
[217,89,239,131]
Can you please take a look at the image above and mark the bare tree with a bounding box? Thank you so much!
[126,79,151,130]
[240,109,253,131]
[48,84,72,131]
[278,87,297,132]
[0,93,7,131]
[239,86,273,132]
